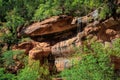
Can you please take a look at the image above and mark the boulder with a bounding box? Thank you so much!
[105,29,117,36]
[104,41,113,49]
[13,41,51,60]
[55,57,81,72]
[29,42,51,59]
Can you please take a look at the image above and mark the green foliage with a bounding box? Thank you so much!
[5,14,24,33]
[19,37,32,43]
[0,68,15,80]
[16,60,50,80]
[33,0,112,20]
[116,7,120,14]
[1,50,51,80]
[33,1,61,21]
[60,42,114,80]
[3,11,25,44]
[0,12,24,45]
[0,33,18,45]
[0,0,40,45]
[109,39,120,57]
[99,4,111,20]
[0,0,41,21]
[15,60,39,80]
[2,50,25,66]
[0,0,117,22]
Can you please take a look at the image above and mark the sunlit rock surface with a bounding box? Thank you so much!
[19,15,76,36]
[29,42,51,59]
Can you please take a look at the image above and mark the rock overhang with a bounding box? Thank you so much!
[18,15,77,37]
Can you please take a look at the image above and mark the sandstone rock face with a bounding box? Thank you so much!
[29,42,51,59]
[84,17,120,42]
[13,41,51,60]
[12,41,34,55]
[16,14,120,72]
[103,17,119,28]
[19,15,76,36]
[105,29,117,36]
[51,32,84,57]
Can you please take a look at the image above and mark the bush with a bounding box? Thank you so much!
[15,60,39,80]
[0,14,25,46]
[1,50,51,80]
[99,4,111,20]
[2,50,25,67]
[16,60,50,80]
[33,1,61,21]
[0,33,19,46]
[109,39,120,57]
[116,7,120,14]
[0,68,15,80]
[60,42,114,80]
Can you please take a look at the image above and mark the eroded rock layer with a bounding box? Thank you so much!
[19,15,76,37]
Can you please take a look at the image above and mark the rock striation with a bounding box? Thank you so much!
[19,15,76,37]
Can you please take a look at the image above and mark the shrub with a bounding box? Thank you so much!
[1,50,51,80]
[60,42,114,80]
[33,1,61,21]
[116,7,120,14]
[110,39,120,57]
[15,60,39,80]
[0,68,15,80]
[99,4,111,20]
[2,50,25,67]
[16,60,51,80]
